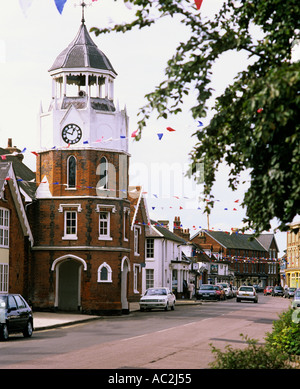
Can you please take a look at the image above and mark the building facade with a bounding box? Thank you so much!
[285,221,300,288]
[0,160,34,299]
[190,229,279,288]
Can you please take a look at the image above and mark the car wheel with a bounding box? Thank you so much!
[23,321,33,338]
[0,324,9,341]
[237,298,241,302]
[165,303,169,311]
[171,302,175,310]
[140,307,144,312]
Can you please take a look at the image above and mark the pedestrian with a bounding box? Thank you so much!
[188,282,194,299]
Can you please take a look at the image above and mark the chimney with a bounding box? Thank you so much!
[5,138,23,161]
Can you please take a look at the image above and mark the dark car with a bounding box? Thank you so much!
[272,285,284,297]
[0,294,33,340]
[284,287,296,299]
[196,284,218,301]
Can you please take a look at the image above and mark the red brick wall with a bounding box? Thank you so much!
[0,185,30,298]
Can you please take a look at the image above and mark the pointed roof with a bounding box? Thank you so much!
[49,22,117,75]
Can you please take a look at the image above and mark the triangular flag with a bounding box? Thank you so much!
[198,121,204,127]
[131,130,138,138]
[19,0,34,17]
[31,151,38,156]
[0,155,6,160]
[157,133,164,140]
[166,127,176,132]
[194,0,203,10]
[54,0,67,14]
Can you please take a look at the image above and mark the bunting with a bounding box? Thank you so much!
[54,0,67,14]
[194,0,203,10]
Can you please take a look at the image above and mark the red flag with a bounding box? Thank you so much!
[131,130,138,138]
[194,0,203,10]
[166,127,176,132]
[31,151,38,156]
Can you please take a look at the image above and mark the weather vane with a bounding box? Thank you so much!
[74,1,94,24]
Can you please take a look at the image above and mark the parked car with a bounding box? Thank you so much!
[196,284,218,301]
[232,286,237,297]
[253,284,264,293]
[213,285,226,301]
[264,286,273,295]
[139,287,176,311]
[216,283,233,298]
[284,287,296,299]
[0,294,34,340]
[236,286,258,303]
[292,289,300,309]
[272,285,284,297]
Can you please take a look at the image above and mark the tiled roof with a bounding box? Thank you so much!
[49,23,117,75]
[0,149,36,200]
[152,224,187,244]
[202,230,268,252]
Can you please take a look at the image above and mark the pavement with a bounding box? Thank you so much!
[33,299,202,331]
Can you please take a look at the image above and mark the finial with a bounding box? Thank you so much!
[80,1,86,24]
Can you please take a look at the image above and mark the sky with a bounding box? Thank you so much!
[0,0,291,256]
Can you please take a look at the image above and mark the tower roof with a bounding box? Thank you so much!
[49,22,117,75]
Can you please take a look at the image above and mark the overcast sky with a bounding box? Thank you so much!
[0,0,289,255]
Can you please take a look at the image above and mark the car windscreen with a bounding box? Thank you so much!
[239,287,253,292]
[200,285,214,290]
[145,289,167,296]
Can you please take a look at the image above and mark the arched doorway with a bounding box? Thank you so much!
[51,255,87,311]
[121,256,130,313]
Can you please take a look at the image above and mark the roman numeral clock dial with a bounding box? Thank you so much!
[62,124,82,144]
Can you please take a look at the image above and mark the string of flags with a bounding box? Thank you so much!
[19,0,203,17]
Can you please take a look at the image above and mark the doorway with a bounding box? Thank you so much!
[57,259,81,311]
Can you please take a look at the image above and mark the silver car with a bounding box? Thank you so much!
[139,287,176,311]
[236,286,258,303]
[292,290,300,309]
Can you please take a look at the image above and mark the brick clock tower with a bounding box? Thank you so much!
[30,11,147,314]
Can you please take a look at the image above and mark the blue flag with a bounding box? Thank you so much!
[54,0,67,14]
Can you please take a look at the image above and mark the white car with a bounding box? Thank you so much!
[236,286,258,303]
[139,287,176,311]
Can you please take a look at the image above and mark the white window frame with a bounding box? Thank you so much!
[95,204,115,241]
[133,264,140,293]
[123,207,130,241]
[99,211,112,240]
[97,262,112,283]
[134,226,141,256]
[146,238,154,258]
[0,208,9,248]
[63,210,78,240]
[146,269,154,290]
[0,263,9,293]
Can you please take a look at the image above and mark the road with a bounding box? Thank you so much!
[0,295,291,370]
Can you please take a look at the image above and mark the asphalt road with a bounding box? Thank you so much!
[0,295,291,370]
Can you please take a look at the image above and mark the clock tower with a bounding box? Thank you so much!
[30,10,147,315]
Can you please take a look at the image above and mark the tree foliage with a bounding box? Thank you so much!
[91,0,300,234]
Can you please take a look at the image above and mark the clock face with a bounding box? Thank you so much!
[62,124,82,144]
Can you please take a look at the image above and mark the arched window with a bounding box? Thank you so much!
[99,157,108,189]
[97,262,112,283]
[67,156,76,188]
